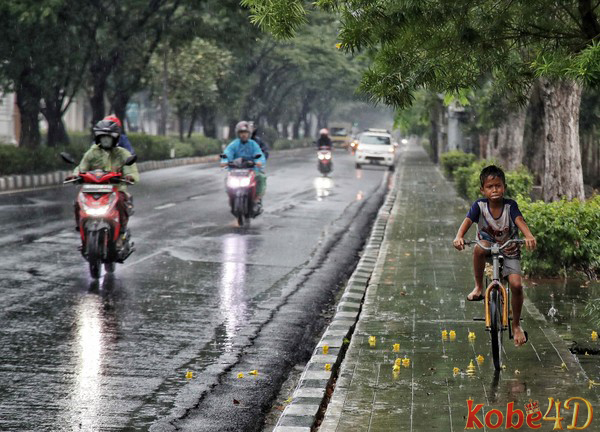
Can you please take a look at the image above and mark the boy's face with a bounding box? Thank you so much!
[480,175,505,202]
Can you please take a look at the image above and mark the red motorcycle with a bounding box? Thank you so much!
[61,153,136,278]
[221,154,262,227]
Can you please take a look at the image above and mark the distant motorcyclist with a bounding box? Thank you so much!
[103,115,135,155]
[67,119,139,233]
[250,122,270,160]
[221,121,266,212]
[317,128,332,149]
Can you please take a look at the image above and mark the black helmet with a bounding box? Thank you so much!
[93,119,121,147]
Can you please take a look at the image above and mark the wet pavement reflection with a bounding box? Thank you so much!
[322,143,600,432]
[314,176,334,201]
[0,149,386,430]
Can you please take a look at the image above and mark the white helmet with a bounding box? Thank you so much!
[235,121,251,134]
[319,128,329,136]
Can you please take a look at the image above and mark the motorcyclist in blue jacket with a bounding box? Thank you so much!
[221,121,266,212]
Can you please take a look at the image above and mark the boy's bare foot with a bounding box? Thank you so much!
[513,326,528,346]
[467,287,484,301]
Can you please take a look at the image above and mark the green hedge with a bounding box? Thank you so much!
[440,150,476,179]
[453,159,533,201]
[518,195,600,278]
[0,133,226,176]
[272,138,310,150]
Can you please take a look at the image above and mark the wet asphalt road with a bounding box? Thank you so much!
[0,148,389,431]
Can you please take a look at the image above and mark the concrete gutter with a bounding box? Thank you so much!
[272,162,400,432]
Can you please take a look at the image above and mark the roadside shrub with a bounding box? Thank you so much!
[453,159,533,201]
[440,150,476,179]
[272,138,309,150]
[187,135,223,156]
[0,132,226,175]
[128,133,172,161]
[517,195,600,278]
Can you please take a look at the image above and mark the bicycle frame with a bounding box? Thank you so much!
[484,246,509,330]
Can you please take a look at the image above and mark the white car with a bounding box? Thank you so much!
[354,131,396,170]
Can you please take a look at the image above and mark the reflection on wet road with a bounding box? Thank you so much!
[220,234,249,344]
[0,148,386,430]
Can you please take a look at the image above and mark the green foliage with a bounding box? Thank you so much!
[517,195,600,278]
[241,0,307,38]
[0,133,226,175]
[453,158,533,201]
[243,1,600,107]
[272,138,310,150]
[439,151,476,179]
[149,39,233,134]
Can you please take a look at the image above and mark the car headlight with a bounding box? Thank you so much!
[388,147,395,153]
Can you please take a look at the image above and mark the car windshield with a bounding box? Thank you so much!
[331,127,347,136]
[360,134,391,145]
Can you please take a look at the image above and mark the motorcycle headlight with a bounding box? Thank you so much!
[318,154,325,160]
[86,206,110,216]
[228,177,251,188]
[325,153,331,160]
[79,192,116,216]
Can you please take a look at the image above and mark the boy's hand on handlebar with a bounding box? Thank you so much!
[255,161,263,167]
[525,236,536,251]
[453,237,465,251]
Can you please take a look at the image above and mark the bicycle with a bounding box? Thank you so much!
[464,238,526,371]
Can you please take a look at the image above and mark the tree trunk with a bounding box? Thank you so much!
[292,119,301,139]
[523,82,545,185]
[89,70,108,126]
[159,48,169,136]
[228,118,238,139]
[187,109,198,138]
[478,134,488,159]
[491,108,527,170]
[110,93,129,134]
[200,107,217,138]
[428,97,443,163]
[539,79,585,201]
[44,107,69,147]
[177,110,185,142]
[15,86,41,149]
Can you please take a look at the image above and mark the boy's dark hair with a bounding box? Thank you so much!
[479,165,506,187]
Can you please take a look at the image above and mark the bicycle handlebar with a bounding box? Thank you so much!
[464,238,525,251]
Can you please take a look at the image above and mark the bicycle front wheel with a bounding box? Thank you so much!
[490,289,503,371]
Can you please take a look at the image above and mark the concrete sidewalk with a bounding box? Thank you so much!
[318,143,600,431]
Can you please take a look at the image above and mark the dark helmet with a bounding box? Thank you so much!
[93,119,121,147]
[235,121,251,134]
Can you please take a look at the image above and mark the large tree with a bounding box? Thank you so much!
[0,0,90,148]
[242,0,600,201]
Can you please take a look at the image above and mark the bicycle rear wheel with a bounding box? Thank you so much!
[490,289,503,371]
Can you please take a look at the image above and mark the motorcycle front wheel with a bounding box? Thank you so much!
[86,230,103,279]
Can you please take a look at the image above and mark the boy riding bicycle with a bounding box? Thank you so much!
[453,165,536,346]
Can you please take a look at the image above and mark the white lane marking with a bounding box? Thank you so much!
[154,203,176,210]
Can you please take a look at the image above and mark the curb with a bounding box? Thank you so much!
[272,163,400,432]
[0,147,309,193]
